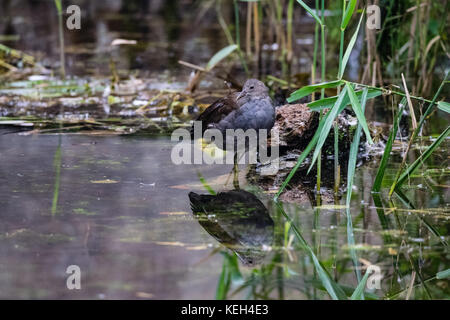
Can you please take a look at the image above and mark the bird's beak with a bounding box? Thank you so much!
[236,91,245,101]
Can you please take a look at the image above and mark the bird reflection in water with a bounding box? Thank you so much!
[188,189,274,266]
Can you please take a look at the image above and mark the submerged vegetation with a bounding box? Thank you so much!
[0,0,448,300]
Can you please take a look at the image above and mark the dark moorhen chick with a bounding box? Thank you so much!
[191,79,275,139]
[191,79,275,188]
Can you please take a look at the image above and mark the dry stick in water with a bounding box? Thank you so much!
[406,271,417,300]
[401,73,418,130]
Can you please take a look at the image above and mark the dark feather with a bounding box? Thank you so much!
[190,92,239,138]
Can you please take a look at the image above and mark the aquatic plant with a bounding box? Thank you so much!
[53,0,65,78]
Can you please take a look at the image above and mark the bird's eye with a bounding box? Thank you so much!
[249,86,254,90]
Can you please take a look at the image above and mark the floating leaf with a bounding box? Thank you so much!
[159,211,188,216]
[111,39,137,46]
[155,241,185,247]
[186,245,208,251]
[90,179,119,184]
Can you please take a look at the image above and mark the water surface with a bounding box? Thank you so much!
[0,131,448,299]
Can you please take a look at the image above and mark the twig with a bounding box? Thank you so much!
[401,73,417,130]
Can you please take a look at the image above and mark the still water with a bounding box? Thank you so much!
[0,131,448,299]
[0,0,448,300]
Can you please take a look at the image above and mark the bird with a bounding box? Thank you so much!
[188,189,274,266]
[190,79,275,188]
[191,79,275,138]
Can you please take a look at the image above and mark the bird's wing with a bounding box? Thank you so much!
[195,92,240,128]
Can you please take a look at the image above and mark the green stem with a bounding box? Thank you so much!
[55,0,65,78]
[388,73,448,197]
[317,0,326,192]
[334,0,346,193]
[348,82,438,106]
[233,0,240,48]
[51,136,62,215]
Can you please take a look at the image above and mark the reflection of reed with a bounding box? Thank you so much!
[51,112,63,216]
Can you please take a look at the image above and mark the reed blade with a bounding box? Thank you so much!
[338,11,365,79]
[295,0,323,26]
[372,101,405,192]
[308,86,348,173]
[340,0,357,30]
[346,83,373,144]
[287,80,344,103]
[395,126,450,188]
[275,202,347,300]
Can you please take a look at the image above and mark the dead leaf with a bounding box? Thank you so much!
[90,179,119,184]
[111,39,137,46]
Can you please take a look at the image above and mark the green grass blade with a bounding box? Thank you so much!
[308,86,348,172]
[216,258,230,300]
[287,80,344,103]
[308,88,381,111]
[338,11,365,79]
[216,252,242,300]
[350,270,370,300]
[308,279,379,300]
[341,0,357,30]
[437,101,450,113]
[227,253,243,284]
[372,101,405,192]
[197,172,217,195]
[417,72,448,129]
[53,0,62,14]
[372,194,392,232]
[345,88,368,287]
[346,83,373,144]
[296,0,323,26]
[206,44,238,71]
[276,88,354,199]
[51,139,62,216]
[436,269,450,279]
[275,202,347,300]
[274,122,323,200]
[394,188,448,247]
[396,126,450,188]
[346,87,368,205]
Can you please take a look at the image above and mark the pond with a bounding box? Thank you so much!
[0,130,448,299]
[0,0,449,300]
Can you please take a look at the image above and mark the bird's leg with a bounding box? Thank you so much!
[233,152,240,190]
